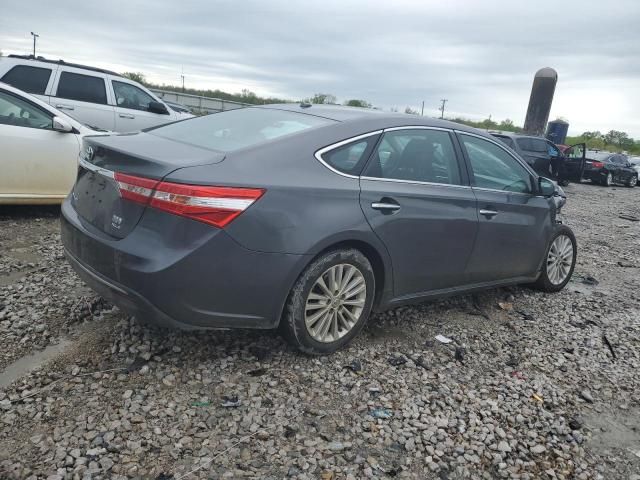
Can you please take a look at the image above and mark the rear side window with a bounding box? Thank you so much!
[1,65,52,94]
[321,137,378,175]
[150,108,333,152]
[364,129,462,185]
[516,138,547,152]
[56,72,107,104]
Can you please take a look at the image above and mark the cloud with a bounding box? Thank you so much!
[1,0,639,136]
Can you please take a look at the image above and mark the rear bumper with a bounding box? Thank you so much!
[61,197,308,330]
[583,168,606,181]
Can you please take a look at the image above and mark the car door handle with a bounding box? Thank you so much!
[119,113,135,119]
[55,104,74,111]
[371,202,401,212]
[479,209,498,218]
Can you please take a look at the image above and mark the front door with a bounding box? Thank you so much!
[0,90,79,198]
[359,128,478,298]
[111,78,173,132]
[457,133,553,283]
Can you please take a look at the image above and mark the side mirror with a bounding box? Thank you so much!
[52,116,73,133]
[148,101,169,115]
[538,177,556,197]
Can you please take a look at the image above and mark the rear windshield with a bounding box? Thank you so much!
[588,151,613,161]
[492,135,515,149]
[149,107,334,152]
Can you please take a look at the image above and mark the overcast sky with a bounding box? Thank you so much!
[1,0,639,136]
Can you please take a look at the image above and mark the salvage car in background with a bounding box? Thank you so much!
[0,82,106,204]
[583,151,638,187]
[627,156,640,177]
[0,55,193,132]
[490,132,585,186]
[61,105,577,354]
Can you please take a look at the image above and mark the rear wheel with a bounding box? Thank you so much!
[280,249,375,355]
[626,175,637,188]
[532,226,577,292]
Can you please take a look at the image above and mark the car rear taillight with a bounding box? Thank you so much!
[591,161,604,168]
[114,173,265,228]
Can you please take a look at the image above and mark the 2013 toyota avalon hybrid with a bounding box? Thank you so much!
[61,105,577,354]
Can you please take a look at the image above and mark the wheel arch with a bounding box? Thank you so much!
[276,234,394,327]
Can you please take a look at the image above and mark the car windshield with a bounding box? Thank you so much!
[588,151,613,161]
[149,107,334,152]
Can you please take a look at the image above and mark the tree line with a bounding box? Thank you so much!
[123,73,640,155]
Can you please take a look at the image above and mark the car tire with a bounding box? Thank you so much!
[532,226,577,293]
[603,172,613,187]
[626,175,638,188]
[280,248,375,355]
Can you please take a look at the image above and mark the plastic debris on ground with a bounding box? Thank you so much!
[435,334,453,344]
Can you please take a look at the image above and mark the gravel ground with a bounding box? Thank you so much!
[0,182,639,480]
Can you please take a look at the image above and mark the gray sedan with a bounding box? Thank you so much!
[61,105,576,354]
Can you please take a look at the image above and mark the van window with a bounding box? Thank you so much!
[56,72,107,104]
[112,81,155,111]
[1,66,52,95]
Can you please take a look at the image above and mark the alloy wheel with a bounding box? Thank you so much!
[304,264,367,343]
[546,235,574,285]
[630,176,638,187]
[605,173,612,186]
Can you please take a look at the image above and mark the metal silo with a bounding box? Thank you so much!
[523,67,558,136]
[546,119,569,145]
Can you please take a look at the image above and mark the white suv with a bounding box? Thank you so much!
[0,55,193,132]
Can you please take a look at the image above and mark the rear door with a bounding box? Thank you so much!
[359,127,478,297]
[0,89,79,198]
[109,76,174,131]
[51,67,115,130]
[563,143,586,181]
[457,132,552,282]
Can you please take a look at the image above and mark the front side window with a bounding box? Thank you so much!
[363,129,462,185]
[1,65,52,95]
[0,91,53,129]
[460,134,533,194]
[150,107,333,152]
[113,81,155,112]
[56,71,107,104]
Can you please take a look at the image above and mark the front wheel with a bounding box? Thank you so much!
[280,249,375,355]
[603,172,613,187]
[532,226,577,292]
[626,175,638,188]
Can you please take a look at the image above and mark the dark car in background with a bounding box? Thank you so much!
[490,132,585,186]
[583,151,638,187]
[61,105,576,354]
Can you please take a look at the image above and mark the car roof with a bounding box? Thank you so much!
[4,54,122,77]
[254,103,489,135]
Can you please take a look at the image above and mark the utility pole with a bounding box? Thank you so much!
[181,65,185,92]
[421,100,424,116]
[439,98,447,119]
[30,32,39,57]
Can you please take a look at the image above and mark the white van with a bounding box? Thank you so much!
[0,55,193,132]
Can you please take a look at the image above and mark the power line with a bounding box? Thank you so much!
[439,99,448,119]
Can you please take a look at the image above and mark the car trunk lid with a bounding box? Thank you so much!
[71,133,225,239]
